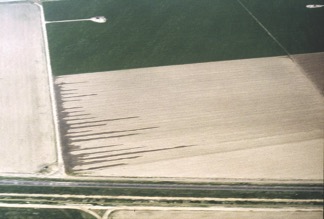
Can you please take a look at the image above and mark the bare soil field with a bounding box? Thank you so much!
[0,2,56,174]
[108,209,323,219]
[293,52,324,95]
[56,55,323,181]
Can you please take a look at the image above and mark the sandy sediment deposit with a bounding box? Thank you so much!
[0,3,56,174]
[56,55,323,181]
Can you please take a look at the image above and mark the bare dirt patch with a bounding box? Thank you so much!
[56,56,323,181]
[109,209,323,219]
[0,2,56,174]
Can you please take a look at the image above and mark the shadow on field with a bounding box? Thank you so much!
[293,53,324,95]
[54,81,197,174]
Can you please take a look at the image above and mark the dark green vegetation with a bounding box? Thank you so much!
[44,0,289,75]
[0,207,95,219]
[44,0,324,75]
[240,0,324,54]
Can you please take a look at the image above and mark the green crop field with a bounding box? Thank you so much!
[240,0,324,54]
[44,0,324,75]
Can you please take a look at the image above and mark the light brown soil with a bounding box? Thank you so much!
[109,209,323,219]
[0,2,56,174]
[56,55,323,180]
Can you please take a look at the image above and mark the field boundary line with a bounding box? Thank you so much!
[235,0,291,58]
[34,2,66,176]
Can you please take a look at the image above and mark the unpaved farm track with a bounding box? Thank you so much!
[55,55,323,180]
[0,2,56,174]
